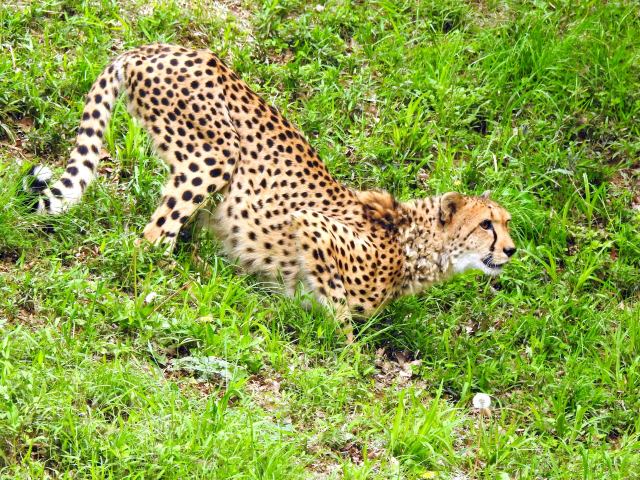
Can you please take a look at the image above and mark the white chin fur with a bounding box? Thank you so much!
[452,253,501,276]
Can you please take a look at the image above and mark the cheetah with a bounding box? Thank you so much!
[23,44,517,326]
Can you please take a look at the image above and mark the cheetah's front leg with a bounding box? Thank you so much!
[291,210,355,342]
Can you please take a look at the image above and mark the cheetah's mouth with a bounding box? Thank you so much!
[482,256,506,271]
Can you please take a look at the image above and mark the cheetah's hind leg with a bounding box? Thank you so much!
[135,121,240,250]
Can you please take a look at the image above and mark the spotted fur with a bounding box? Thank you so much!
[24,44,516,321]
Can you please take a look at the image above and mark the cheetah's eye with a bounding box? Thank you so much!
[480,219,492,230]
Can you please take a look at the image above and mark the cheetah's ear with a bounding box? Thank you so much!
[439,192,464,224]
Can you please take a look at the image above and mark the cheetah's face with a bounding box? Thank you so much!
[440,192,516,276]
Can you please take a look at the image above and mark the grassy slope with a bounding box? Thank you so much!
[1,0,639,478]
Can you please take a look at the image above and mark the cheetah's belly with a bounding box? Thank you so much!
[205,180,301,282]
[201,144,363,289]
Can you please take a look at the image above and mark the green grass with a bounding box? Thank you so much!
[1,0,639,478]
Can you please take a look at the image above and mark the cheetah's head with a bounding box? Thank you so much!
[440,191,516,276]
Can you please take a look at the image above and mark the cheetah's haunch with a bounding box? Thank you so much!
[22,44,516,322]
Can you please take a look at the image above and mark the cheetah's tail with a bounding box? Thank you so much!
[22,54,128,214]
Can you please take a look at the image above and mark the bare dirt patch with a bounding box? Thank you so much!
[610,163,640,211]
[373,347,425,391]
[244,369,286,413]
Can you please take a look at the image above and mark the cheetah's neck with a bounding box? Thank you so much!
[397,197,455,295]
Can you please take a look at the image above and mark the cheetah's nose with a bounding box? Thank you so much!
[503,247,517,258]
